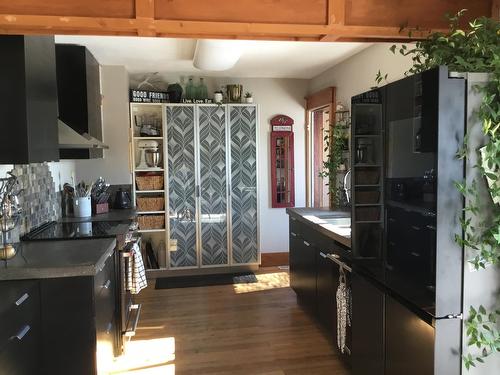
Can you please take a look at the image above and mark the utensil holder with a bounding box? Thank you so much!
[73,197,92,217]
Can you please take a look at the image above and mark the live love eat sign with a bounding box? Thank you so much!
[270,115,294,132]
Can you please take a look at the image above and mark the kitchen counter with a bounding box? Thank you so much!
[287,207,351,248]
[0,238,116,281]
[59,208,137,223]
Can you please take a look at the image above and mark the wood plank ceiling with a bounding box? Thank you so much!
[0,0,496,41]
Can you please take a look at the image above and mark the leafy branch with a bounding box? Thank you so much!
[387,9,500,370]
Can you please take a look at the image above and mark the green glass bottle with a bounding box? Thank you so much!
[185,77,195,100]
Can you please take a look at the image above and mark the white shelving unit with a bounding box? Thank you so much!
[130,103,168,270]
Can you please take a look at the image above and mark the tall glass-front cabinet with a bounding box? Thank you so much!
[132,103,259,272]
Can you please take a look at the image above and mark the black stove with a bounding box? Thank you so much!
[22,220,131,241]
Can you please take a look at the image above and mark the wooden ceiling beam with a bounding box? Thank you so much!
[0,13,443,40]
[135,0,155,36]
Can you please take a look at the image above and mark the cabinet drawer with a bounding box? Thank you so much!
[0,282,39,349]
[0,281,38,317]
[94,251,115,299]
[0,321,40,375]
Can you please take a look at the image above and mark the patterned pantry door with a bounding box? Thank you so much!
[229,105,259,264]
[166,105,198,268]
[198,106,229,266]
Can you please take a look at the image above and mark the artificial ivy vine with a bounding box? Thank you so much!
[387,10,500,370]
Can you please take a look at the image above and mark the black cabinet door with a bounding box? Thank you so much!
[385,295,434,375]
[0,35,59,164]
[316,250,336,335]
[57,44,103,159]
[352,272,384,375]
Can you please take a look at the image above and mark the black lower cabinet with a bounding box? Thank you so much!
[40,251,117,375]
[289,222,317,311]
[0,281,41,375]
[351,272,385,375]
[289,216,352,365]
[385,295,434,375]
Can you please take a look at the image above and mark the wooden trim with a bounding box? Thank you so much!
[261,252,289,267]
[493,0,500,20]
[305,87,335,111]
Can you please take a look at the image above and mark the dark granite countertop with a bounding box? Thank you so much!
[286,207,351,248]
[0,238,116,281]
[59,208,137,223]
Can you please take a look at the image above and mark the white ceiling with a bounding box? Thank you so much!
[55,35,370,79]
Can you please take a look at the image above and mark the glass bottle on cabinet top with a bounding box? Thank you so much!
[185,77,195,100]
[196,77,208,100]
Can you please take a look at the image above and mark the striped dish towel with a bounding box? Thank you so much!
[128,242,147,294]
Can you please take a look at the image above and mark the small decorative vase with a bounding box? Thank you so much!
[214,92,223,104]
[245,97,254,103]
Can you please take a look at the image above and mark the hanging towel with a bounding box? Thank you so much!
[336,269,351,354]
[128,242,148,294]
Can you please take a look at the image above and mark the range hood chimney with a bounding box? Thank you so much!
[58,120,109,149]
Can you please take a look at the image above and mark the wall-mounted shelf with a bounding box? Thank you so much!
[137,210,165,215]
[133,136,163,140]
[136,190,164,194]
[135,168,164,172]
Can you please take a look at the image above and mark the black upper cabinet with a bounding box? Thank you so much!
[0,35,59,164]
[56,44,103,159]
[386,68,438,153]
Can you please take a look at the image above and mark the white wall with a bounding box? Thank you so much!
[308,43,413,107]
[73,66,131,184]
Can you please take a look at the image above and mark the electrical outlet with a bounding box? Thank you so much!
[169,239,178,252]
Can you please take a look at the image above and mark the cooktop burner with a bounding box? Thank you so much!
[22,221,131,241]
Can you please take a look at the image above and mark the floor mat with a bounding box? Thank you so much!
[155,272,258,289]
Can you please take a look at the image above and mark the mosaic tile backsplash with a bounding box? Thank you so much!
[10,163,61,237]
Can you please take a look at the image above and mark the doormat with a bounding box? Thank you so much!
[155,272,258,289]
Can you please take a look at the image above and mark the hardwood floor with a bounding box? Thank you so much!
[109,268,349,375]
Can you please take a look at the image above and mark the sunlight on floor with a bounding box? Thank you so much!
[233,271,289,294]
[107,337,176,374]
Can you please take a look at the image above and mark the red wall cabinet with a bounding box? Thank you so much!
[270,115,295,208]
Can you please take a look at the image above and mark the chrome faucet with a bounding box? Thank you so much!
[343,169,352,205]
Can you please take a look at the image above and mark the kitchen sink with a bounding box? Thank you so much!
[322,217,351,227]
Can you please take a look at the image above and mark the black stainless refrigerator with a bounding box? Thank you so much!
[350,66,465,375]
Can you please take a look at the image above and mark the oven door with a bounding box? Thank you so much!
[118,238,143,353]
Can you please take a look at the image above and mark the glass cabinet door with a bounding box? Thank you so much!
[198,105,229,266]
[271,131,295,208]
[166,105,198,268]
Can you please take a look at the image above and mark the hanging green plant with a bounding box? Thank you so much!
[384,10,500,370]
[319,118,350,207]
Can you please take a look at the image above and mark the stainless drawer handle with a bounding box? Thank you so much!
[11,325,30,341]
[291,232,297,237]
[319,252,327,258]
[106,322,113,335]
[303,241,310,247]
[426,225,436,230]
[411,251,420,257]
[411,225,421,231]
[15,293,29,306]
[103,280,111,289]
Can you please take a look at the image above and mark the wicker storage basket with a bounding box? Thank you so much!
[137,196,165,212]
[138,215,165,230]
[136,175,164,191]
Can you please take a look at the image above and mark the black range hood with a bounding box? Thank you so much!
[56,43,108,159]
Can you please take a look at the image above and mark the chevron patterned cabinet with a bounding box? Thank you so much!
[131,103,259,275]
